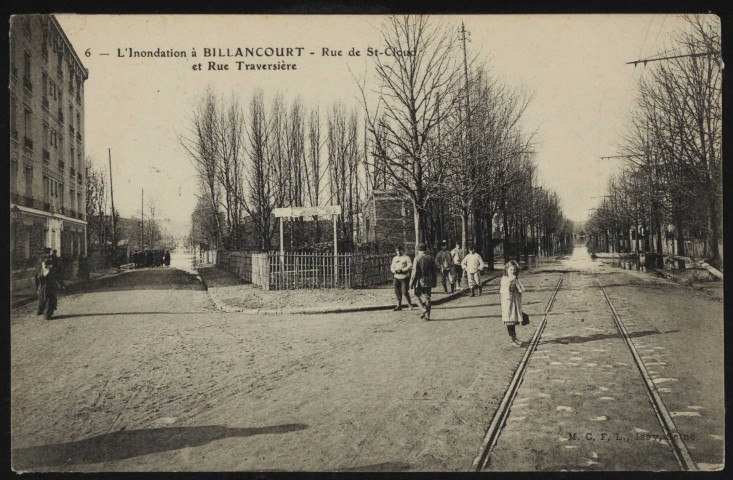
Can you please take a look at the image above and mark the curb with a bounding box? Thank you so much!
[201,270,504,316]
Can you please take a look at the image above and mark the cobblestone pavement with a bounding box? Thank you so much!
[483,254,724,471]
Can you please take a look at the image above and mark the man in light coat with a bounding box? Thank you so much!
[461,244,486,297]
[390,245,414,311]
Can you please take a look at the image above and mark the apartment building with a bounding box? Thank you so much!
[10,15,88,283]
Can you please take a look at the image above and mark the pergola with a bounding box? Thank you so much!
[273,205,342,285]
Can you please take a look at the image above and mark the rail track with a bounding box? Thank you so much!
[472,271,698,471]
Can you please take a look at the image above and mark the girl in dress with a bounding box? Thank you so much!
[500,260,525,347]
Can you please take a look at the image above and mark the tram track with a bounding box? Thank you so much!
[472,274,565,471]
[473,271,698,471]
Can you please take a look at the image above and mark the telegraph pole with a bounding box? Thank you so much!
[141,188,144,251]
[108,148,117,267]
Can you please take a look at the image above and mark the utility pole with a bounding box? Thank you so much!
[141,188,144,251]
[459,21,474,251]
[108,148,117,267]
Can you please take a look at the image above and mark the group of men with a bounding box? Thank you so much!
[390,240,487,321]
[132,249,171,269]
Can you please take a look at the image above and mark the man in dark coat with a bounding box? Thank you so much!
[435,241,453,293]
[35,256,60,320]
[411,242,438,320]
[164,250,171,267]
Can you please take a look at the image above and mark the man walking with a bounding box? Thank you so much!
[35,254,60,320]
[450,242,466,291]
[411,242,438,320]
[461,244,486,297]
[390,245,413,311]
[435,241,452,293]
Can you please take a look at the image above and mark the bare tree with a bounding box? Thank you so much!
[359,15,464,252]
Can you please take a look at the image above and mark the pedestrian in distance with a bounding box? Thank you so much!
[435,241,453,293]
[411,242,438,320]
[390,245,414,311]
[461,245,486,297]
[53,251,67,289]
[450,242,466,292]
[501,260,525,347]
[35,256,60,320]
[78,254,90,280]
[164,249,171,267]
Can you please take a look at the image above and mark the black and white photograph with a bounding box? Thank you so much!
[8,13,724,472]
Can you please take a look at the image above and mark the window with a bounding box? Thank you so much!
[24,166,33,197]
[43,123,49,146]
[57,51,63,78]
[59,183,64,208]
[43,175,50,203]
[23,107,33,150]
[10,96,18,139]
[23,107,31,131]
[42,71,48,97]
[11,160,18,193]
[23,50,32,90]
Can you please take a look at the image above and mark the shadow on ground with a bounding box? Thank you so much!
[65,268,205,294]
[49,311,212,320]
[12,423,308,469]
[542,329,680,346]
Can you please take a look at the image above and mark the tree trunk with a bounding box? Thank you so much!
[708,194,721,263]
[485,214,494,269]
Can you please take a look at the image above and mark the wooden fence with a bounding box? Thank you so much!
[217,250,394,290]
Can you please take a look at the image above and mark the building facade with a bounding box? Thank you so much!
[10,15,88,284]
[361,190,416,254]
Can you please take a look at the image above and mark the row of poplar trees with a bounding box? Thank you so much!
[184,16,573,261]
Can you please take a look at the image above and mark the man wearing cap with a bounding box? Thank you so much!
[411,242,438,320]
[450,241,466,291]
[390,245,414,311]
[435,241,453,293]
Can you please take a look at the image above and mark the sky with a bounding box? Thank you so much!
[55,14,698,236]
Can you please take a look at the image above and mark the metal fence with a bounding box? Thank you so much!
[217,250,394,290]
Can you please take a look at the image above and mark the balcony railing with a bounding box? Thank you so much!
[58,160,65,171]
[24,137,33,151]
[43,149,50,162]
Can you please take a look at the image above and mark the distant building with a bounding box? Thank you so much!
[361,190,415,254]
[10,15,88,275]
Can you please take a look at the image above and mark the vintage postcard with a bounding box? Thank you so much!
[9,14,723,472]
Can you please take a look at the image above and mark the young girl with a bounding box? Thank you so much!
[500,260,525,347]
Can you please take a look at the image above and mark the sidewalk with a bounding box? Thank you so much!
[11,267,123,309]
[197,264,507,315]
